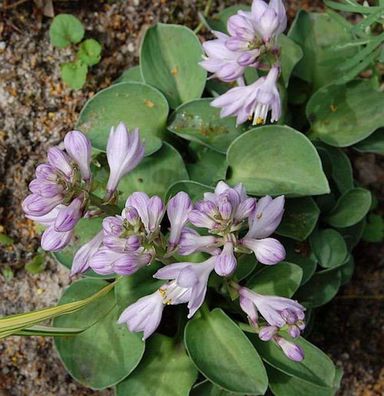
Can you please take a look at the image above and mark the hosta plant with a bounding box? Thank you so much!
[2,0,383,395]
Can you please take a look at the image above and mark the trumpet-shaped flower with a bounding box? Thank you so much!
[239,287,305,331]
[167,192,193,251]
[22,131,93,251]
[154,257,216,318]
[106,123,145,195]
[71,231,104,276]
[211,66,281,126]
[200,31,246,82]
[118,290,165,340]
[241,195,285,265]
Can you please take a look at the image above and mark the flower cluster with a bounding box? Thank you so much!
[24,125,305,362]
[200,0,286,125]
[22,123,144,253]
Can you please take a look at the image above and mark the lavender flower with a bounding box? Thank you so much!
[200,31,246,82]
[178,227,218,256]
[118,257,216,339]
[41,225,74,252]
[211,66,281,126]
[23,131,93,252]
[188,181,255,276]
[238,286,305,361]
[275,336,304,362]
[167,192,193,251]
[239,286,305,334]
[88,192,164,276]
[54,195,84,232]
[71,231,104,276]
[154,257,216,318]
[64,130,92,181]
[241,195,285,265]
[118,290,165,340]
[106,123,145,196]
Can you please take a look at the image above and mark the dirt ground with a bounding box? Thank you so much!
[0,1,383,395]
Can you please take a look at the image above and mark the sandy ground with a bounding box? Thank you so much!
[0,1,383,395]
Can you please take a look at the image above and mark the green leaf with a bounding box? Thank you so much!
[140,23,206,108]
[267,365,338,396]
[184,308,268,394]
[168,99,245,153]
[187,145,227,186]
[288,11,356,89]
[235,254,258,282]
[339,255,355,286]
[116,335,197,396]
[0,280,116,338]
[77,82,169,155]
[115,263,163,312]
[278,35,303,88]
[25,253,46,274]
[117,142,189,201]
[296,268,341,308]
[247,262,303,298]
[310,229,348,269]
[248,335,336,388]
[277,198,320,241]
[166,180,212,201]
[116,65,143,84]
[190,381,240,395]
[326,188,372,228]
[226,126,329,196]
[49,14,84,48]
[77,38,102,66]
[307,80,384,147]
[318,146,354,194]
[338,219,366,249]
[61,61,88,90]
[206,5,251,33]
[15,325,84,337]
[54,279,144,389]
[354,129,384,155]
[363,214,384,243]
[283,239,318,285]
[53,217,104,277]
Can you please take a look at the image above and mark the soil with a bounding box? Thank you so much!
[0,1,382,395]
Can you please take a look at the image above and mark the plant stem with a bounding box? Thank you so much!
[194,0,214,34]
[89,193,121,216]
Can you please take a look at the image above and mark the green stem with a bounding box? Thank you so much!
[194,0,214,34]
[89,193,121,216]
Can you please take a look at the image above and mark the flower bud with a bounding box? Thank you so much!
[64,130,92,181]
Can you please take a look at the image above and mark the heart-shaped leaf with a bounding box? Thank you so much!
[226,126,329,196]
[77,82,169,155]
[116,335,197,396]
[247,262,303,298]
[168,99,245,153]
[277,197,320,241]
[77,39,102,66]
[307,80,384,147]
[296,268,341,308]
[184,309,268,394]
[248,334,336,388]
[310,229,348,269]
[49,14,84,48]
[326,188,372,228]
[140,23,206,108]
[61,61,88,90]
[54,279,145,390]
